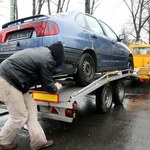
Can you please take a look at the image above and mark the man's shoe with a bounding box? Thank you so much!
[31,140,54,150]
[0,143,17,149]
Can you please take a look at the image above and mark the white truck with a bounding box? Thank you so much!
[32,70,137,123]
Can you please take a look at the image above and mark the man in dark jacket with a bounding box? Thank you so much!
[0,41,65,150]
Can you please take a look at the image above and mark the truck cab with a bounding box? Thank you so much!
[129,43,150,80]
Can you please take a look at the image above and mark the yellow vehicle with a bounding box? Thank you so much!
[129,43,150,81]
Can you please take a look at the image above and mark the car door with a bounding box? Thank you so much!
[99,21,127,69]
[84,14,113,70]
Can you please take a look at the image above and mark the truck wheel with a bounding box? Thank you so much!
[96,84,113,113]
[74,53,95,86]
[112,80,125,105]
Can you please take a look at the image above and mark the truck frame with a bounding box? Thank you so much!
[32,70,137,123]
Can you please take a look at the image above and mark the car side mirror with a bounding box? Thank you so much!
[118,34,125,41]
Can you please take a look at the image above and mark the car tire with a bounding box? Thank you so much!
[74,53,95,86]
[123,57,134,74]
[96,84,113,113]
[127,57,134,72]
[112,80,125,105]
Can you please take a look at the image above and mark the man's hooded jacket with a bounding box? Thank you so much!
[0,41,65,93]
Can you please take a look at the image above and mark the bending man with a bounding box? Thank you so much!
[0,41,65,150]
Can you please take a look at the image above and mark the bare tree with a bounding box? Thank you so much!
[123,0,150,42]
[85,0,101,15]
[120,28,131,45]
[32,0,47,15]
[32,0,71,15]
[91,0,101,15]
[143,2,150,43]
[33,0,36,15]
[10,0,18,21]
[85,0,90,14]
[37,0,46,14]
[65,0,70,11]
[57,0,61,13]
[56,0,71,13]
[47,0,51,14]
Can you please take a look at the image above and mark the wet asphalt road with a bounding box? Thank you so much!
[0,80,150,150]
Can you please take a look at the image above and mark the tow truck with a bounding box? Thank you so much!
[129,43,150,82]
[32,70,137,123]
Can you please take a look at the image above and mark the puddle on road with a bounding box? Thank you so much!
[124,87,150,111]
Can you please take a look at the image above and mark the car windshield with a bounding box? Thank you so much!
[133,47,150,54]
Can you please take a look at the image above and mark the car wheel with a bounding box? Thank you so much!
[112,80,125,105]
[127,57,134,72]
[74,53,95,86]
[96,84,113,113]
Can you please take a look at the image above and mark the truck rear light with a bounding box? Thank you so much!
[73,102,77,110]
[65,109,73,118]
[65,102,77,118]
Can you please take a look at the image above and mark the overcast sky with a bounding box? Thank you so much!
[0,0,130,34]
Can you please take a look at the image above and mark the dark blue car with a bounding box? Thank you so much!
[0,11,134,86]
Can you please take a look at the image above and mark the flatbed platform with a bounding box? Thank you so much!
[32,70,138,122]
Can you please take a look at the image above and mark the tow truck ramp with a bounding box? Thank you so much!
[32,70,138,123]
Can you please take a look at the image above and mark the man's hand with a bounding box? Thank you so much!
[55,82,62,90]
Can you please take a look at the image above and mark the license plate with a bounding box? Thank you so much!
[8,29,33,41]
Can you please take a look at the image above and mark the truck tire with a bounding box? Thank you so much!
[96,84,113,113]
[74,53,95,86]
[112,80,125,105]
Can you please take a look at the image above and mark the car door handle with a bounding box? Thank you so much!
[111,41,115,44]
[91,34,97,39]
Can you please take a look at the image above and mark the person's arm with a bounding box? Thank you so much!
[40,62,59,93]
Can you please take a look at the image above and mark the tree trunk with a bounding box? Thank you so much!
[14,0,18,20]
[85,0,90,14]
[57,0,61,13]
[47,0,51,15]
[37,0,42,14]
[91,0,95,15]
[65,0,70,11]
[32,0,36,15]
[60,0,65,12]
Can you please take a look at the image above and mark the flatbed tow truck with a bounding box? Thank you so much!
[32,70,138,123]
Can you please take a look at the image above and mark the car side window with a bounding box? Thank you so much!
[85,15,104,35]
[100,21,118,41]
[75,13,87,28]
